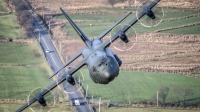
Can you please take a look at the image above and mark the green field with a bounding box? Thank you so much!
[0,0,6,11]
[57,10,197,21]
[0,1,200,111]
[134,16,200,33]
[0,13,24,39]
[0,42,53,99]
[61,15,200,38]
[0,42,44,64]
[0,66,52,99]
[83,7,195,12]
[0,103,73,112]
[1,103,199,112]
[0,0,24,39]
[161,25,200,34]
[0,1,56,111]
[101,107,200,112]
[74,69,200,103]
[56,7,200,38]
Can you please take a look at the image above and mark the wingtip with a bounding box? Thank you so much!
[48,74,54,79]
[60,7,63,11]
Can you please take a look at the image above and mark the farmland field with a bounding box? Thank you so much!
[1,103,199,112]
[101,107,200,112]
[0,66,52,99]
[74,69,200,103]
[0,1,59,111]
[0,0,6,11]
[0,103,73,112]
[56,8,198,21]
[55,7,200,38]
[0,0,53,102]
[161,25,200,34]
[53,4,200,106]
[0,42,49,65]
[0,42,45,64]
[0,42,53,99]
[0,13,24,39]
[50,2,200,107]
[1,0,200,111]
[60,14,200,38]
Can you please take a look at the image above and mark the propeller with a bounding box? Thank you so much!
[137,0,164,27]
[110,23,137,52]
[27,87,55,111]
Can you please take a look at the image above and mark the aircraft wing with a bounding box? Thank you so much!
[49,50,82,79]
[96,11,132,40]
[98,0,160,48]
[15,57,87,112]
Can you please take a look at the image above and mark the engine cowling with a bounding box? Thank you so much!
[145,7,155,19]
[36,94,46,107]
[66,75,75,85]
[113,53,122,67]
[119,31,129,43]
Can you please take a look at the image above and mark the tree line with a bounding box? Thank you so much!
[11,0,34,38]
[152,86,195,108]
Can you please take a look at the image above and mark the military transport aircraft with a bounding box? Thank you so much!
[16,0,160,111]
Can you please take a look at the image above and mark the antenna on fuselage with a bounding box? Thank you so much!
[60,8,92,49]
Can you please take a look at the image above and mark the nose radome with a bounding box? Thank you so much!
[104,71,111,78]
[103,69,115,81]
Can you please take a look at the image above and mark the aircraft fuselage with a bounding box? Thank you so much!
[82,39,120,84]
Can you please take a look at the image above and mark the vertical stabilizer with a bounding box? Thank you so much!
[60,8,92,48]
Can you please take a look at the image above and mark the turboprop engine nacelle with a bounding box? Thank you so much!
[36,94,46,107]
[119,31,129,43]
[66,74,75,85]
[145,7,155,19]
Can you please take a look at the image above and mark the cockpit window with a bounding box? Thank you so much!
[93,56,109,73]
[98,57,109,67]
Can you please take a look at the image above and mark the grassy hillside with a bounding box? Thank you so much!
[0,0,6,11]
[55,6,200,104]
[101,107,200,112]
[0,13,24,39]
[0,66,51,99]
[0,42,53,99]
[74,69,200,103]
[56,7,200,38]
[0,42,44,64]
[162,25,200,34]
[0,103,73,112]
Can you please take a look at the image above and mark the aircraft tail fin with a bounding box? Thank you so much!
[60,8,92,48]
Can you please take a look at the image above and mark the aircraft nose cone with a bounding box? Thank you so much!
[103,67,117,82]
